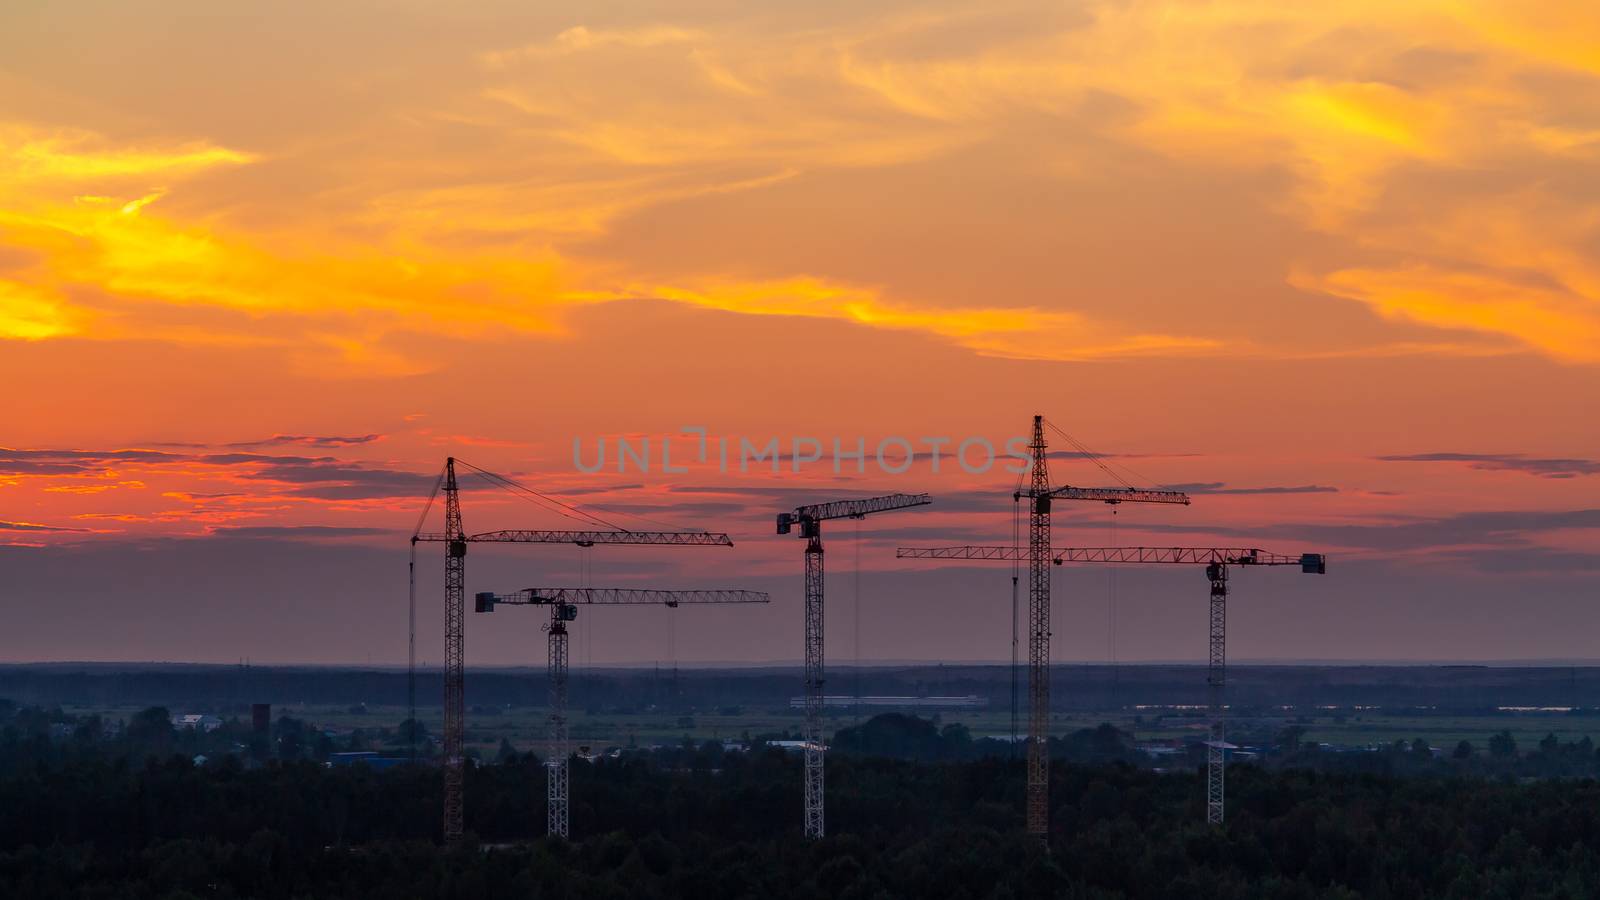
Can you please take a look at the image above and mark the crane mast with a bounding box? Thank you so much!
[1205,561,1226,824]
[1009,416,1190,838]
[778,492,931,840]
[1023,418,1052,837]
[898,542,1325,824]
[441,459,466,842]
[412,461,734,843]
[475,587,768,839]
[549,601,571,836]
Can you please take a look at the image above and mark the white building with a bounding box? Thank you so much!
[172,713,223,732]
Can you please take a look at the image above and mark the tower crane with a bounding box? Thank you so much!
[889,416,1188,836]
[777,492,932,839]
[474,587,769,839]
[897,545,1326,825]
[411,458,734,842]
[1011,415,1189,836]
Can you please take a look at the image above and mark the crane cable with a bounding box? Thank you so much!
[410,465,446,539]
[407,542,417,765]
[854,515,862,723]
[1042,417,1164,492]
[581,500,697,535]
[1010,490,1021,752]
[458,460,623,530]
[1109,506,1119,708]
[406,462,446,764]
[463,458,708,536]
[583,544,594,680]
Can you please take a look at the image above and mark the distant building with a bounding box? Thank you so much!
[327,751,405,771]
[172,714,223,732]
[787,695,989,710]
[1199,739,1254,761]
[765,740,822,753]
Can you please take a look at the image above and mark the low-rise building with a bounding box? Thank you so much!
[172,714,223,732]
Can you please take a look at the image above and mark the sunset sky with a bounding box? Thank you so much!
[1,0,1596,666]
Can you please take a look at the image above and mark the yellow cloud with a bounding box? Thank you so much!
[5,122,1043,369]
[1296,265,1600,363]
[0,279,78,340]
[833,7,1465,227]
[0,125,253,185]
[363,175,640,239]
[5,3,1598,370]
[481,25,705,68]
[0,134,580,368]
[1451,3,1600,76]
[6,198,577,330]
[641,276,1220,361]
[478,21,971,170]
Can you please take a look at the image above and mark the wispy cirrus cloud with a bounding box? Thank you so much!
[231,458,440,500]
[209,525,396,539]
[224,434,385,449]
[1160,482,1340,496]
[0,519,90,533]
[1377,452,1600,479]
[0,445,440,510]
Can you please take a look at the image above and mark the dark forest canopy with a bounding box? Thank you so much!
[4,709,1600,897]
[6,751,1600,898]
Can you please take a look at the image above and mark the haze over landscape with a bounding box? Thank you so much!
[1,0,1596,667]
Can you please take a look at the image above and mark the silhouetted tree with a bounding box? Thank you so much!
[126,706,174,757]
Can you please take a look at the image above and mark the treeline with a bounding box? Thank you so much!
[7,748,1600,896]
[12,708,1600,895]
[834,714,1143,766]
[13,701,1600,782]
[12,663,1600,715]
[834,712,1600,781]
[0,701,416,773]
[1270,724,1600,779]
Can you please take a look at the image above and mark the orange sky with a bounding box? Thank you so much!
[0,1,1596,664]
